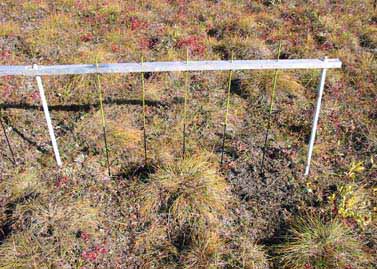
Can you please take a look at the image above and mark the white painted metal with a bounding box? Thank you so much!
[0,59,341,76]
[33,65,62,167]
[305,58,328,176]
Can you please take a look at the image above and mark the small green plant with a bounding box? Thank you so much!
[346,161,365,180]
[330,183,373,227]
[278,215,371,269]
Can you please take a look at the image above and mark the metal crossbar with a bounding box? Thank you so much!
[0,59,341,76]
[0,58,342,176]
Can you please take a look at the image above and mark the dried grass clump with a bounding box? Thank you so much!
[212,36,272,60]
[0,169,44,201]
[0,232,56,268]
[237,16,259,36]
[226,236,269,269]
[0,22,20,37]
[25,13,78,59]
[182,230,224,269]
[360,26,377,50]
[55,48,122,105]
[276,73,306,100]
[149,116,199,165]
[135,152,237,268]
[139,153,231,228]
[278,215,371,269]
[0,196,103,268]
[54,0,76,9]
[68,48,122,87]
[75,109,144,172]
[98,2,121,21]
[29,198,101,236]
[70,47,117,64]
[134,223,178,268]
[208,14,259,39]
[22,1,48,13]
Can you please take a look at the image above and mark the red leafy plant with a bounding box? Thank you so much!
[177,35,206,56]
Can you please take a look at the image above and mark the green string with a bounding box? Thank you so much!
[260,41,282,175]
[141,56,147,164]
[182,48,189,159]
[96,58,111,177]
[221,52,234,165]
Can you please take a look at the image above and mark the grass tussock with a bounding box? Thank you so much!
[134,223,178,267]
[135,152,236,267]
[181,230,224,268]
[225,235,269,269]
[139,152,231,228]
[0,22,20,37]
[212,36,272,60]
[0,169,44,201]
[278,215,372,269]
[29,198,101,235]
[0,194,103,268]
[0,232,55,269]
[25,13,78,59]
[75,109,144,174]
[360,26,377,50]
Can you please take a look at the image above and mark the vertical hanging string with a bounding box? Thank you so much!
[141,56,148,164]
[96,59,111,177]
[0,110,16,165]
[220,52,234,166]
[260,41,282,175]
[182,48,189,159]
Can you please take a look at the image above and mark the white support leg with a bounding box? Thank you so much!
[305,58,328,176]
[33,64,62,167]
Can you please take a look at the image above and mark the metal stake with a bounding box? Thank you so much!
[182,48,189,159]
[34,64,62,167]
[220,52,234,166]
[305,57,328,176]
[95,61,111,177]
[260,42,282,175]
[141,56,148,164]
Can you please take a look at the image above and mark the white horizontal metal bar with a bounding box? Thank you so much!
[0,59,341,76]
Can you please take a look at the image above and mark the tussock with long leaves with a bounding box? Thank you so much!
[277,215,371,269]
[181,230,224,268]
[139,153,231,229]
[225,235,270,269]
[0,198,103,268]
[136,153,270,268]
[0,169,105,268]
